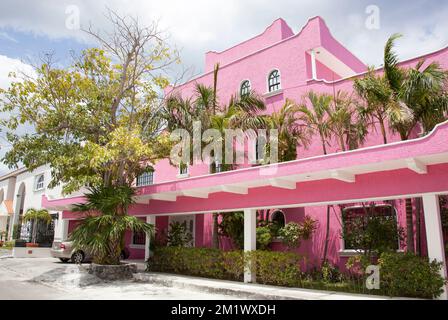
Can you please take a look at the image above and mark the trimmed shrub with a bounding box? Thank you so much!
[147,247,302,285]
[378,252,446,299]
[249,250,302,287]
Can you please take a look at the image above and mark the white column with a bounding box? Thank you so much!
[244,208,257,283]
[145,215,156,261]
[310,49,317,80]
[53,213,69,241]
[422,194,448,300]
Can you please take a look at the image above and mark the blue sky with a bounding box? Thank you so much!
[0,0,447,174]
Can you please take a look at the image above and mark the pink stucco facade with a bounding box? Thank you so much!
[43,16,448,269]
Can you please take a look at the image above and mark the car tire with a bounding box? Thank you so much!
[59,258,70,263]
[71,251,85,264]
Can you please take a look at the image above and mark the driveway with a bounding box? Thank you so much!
[0,257,242,300]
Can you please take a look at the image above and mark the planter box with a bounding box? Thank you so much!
[88,263,138,281]
[26,243,39,248]
[12,247,51,258]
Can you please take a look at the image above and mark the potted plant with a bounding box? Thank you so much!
[0,231,7,246]
[22,208,52,247]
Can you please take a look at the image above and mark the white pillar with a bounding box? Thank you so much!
[422,194,448,300]
[310,49,317,80]
[244,208,257,283]
[145,215,156,261]
[54,213,69,241]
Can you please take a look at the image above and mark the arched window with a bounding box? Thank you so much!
[271,210,286,229]
[240,80,251,97]
[268,70,281,92]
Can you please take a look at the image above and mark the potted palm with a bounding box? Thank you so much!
[23,208,52,247]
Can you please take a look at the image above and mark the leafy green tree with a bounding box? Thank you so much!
[167,221,194,247]
[70,185,153,265]
[0,11,176,194]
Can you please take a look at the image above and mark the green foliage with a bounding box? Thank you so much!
[167,221,193,247]
[70,185,154,265]
[12,224,21,240]
[247,250,303,287]
[256,226,272,250]
[378,252,446,299]
[0,15,176,194]
[2,241,15,249]
[278,217,317,250]
[148,247,302,286]
[218,212,244,249]
[342,204,404,259]
[23,209,52,225]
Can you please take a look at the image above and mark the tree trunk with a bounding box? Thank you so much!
[415,197,422,256]
[32,219,38,243]
[379,117,388,144]
[212,213,219,249]
[405,198,415,253]
[322,205,331,266]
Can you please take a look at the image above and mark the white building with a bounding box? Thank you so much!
[0,165,68,243]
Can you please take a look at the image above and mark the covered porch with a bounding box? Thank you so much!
[43,121,448,299]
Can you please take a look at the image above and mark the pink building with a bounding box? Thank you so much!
[43,16,448,298]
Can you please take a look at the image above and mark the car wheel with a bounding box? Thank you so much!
[71,251,85,264]
[59,258,70,263]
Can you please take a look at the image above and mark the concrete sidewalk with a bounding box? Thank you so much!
[134,272,405,300]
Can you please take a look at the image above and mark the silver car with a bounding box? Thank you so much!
[51,240,130,264]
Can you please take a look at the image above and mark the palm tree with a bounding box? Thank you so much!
[381,34,448,254]
[265,99,310,162]
[70,185,154,265]
[23,208,52,244]
[328,91,368,152]
[298,92,332,155]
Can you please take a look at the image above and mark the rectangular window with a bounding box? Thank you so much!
[35,174,45,191]
[179,163,189,176]
[136,171,154,187]
[132,231,146,246]
[342,205,399,251]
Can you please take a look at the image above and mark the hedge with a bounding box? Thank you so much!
[147,247,447,298]
[147,247,302,285]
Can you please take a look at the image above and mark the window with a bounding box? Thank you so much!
[137,169,154,187]
[240,80,251,97]
[35,174,45,191]
[179,163,189,176]
[271,211,286,228]
[342,204,400,252]
[132,231,146,246]
[268,70,281,92]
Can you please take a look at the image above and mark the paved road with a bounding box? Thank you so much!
[0,257,240,300]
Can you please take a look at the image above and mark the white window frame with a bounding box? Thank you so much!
[34,174,45,191]
[177,163,189,179]
[130,230,146,249]
[136,170,155,187]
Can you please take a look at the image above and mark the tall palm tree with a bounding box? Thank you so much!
[328,91,368,152]
[265,99,310,162]
[381,34,448,254]
[298,91,332,155]
[297,91,333,265]
[23,208,52,244]
[70,185,154,265]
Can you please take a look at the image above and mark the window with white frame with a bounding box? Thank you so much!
[136,169,154,187]
[341,204,400,252]
[179,163,189,176]
[268,70,281,92]
[240,80,251,97]
[35,174,45,191]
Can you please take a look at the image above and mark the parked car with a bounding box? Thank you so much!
[50,240,130,264]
